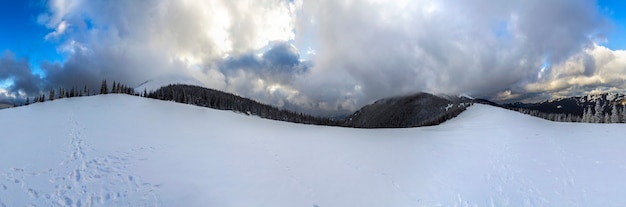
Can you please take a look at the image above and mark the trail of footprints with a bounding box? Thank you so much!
[1,119,161,206]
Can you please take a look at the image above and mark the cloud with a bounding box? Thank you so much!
[291,0,609,111]
[0,51,42,101]
[1,0,623,115]
[44,20,69,40]
[521,44,626,101]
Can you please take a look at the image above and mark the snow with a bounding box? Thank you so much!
[2,95,626,206]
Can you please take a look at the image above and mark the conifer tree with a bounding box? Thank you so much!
[100,80,108,94]
[622,106,626,123]
[594,101,603,123]
[25,97,29,105]
[49,89,55,101]
[611,105,620,123]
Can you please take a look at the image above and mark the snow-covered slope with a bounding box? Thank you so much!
[1,95,626,206]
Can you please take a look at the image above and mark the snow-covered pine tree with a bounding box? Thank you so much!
[582,107,591,123]
[611,105,620,123]
[594,101,604,123]
[622,105,626,123]
[605,113,611,124]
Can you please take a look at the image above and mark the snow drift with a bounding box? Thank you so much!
[1,94,626,206]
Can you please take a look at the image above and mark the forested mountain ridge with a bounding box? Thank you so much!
[343,93,472,128]
[146,84,340,126]
[146,84,473,128]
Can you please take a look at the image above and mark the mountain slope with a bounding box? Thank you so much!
[2,95,626,206]
[343,93,470,128]
[506,93,626,117]
[134,75,205,93]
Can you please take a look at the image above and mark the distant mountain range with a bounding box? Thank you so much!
[504,93,626,117]
[147,84,474,128]
[0,103,12,109]
[147,83,626,126]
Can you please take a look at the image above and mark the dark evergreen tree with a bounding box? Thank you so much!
[100,80,108,94]
[25,97,29,105]
[49,89,55,101]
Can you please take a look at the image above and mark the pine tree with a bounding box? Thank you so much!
[582,107,590,122]
[25,97,29,105]
[622,106,626,123]
[611,105,620,123]
[100,80,108,94]
[594,101,603,123]
[84,85,88,96]
[40,94,45,103]
[49,89,55,101]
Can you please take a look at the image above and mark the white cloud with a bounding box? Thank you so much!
[44,20,70,40]
[521,44,626,100]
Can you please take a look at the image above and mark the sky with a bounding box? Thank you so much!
[1,0,626,115]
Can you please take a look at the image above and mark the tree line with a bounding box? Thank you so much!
[146,84,340,126]
[22,80,136,106]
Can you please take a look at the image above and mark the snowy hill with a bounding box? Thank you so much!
[2,95,626,206]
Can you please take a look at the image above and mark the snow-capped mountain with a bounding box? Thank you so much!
[2,94,626,206]
[505,93,626,117]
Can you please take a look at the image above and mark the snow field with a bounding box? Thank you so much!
[1,94,626,206]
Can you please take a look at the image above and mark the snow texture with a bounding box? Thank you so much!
[1,95,626,206]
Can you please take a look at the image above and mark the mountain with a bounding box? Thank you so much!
[343,93,472,128]
[2,94,626,206]
[505,93,626,117]
[147,84,340,126]
[147,84,474,128]
[0,103,12,109]
[134,75,206,93]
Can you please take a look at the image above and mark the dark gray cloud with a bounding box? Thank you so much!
[0,51,42,100]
